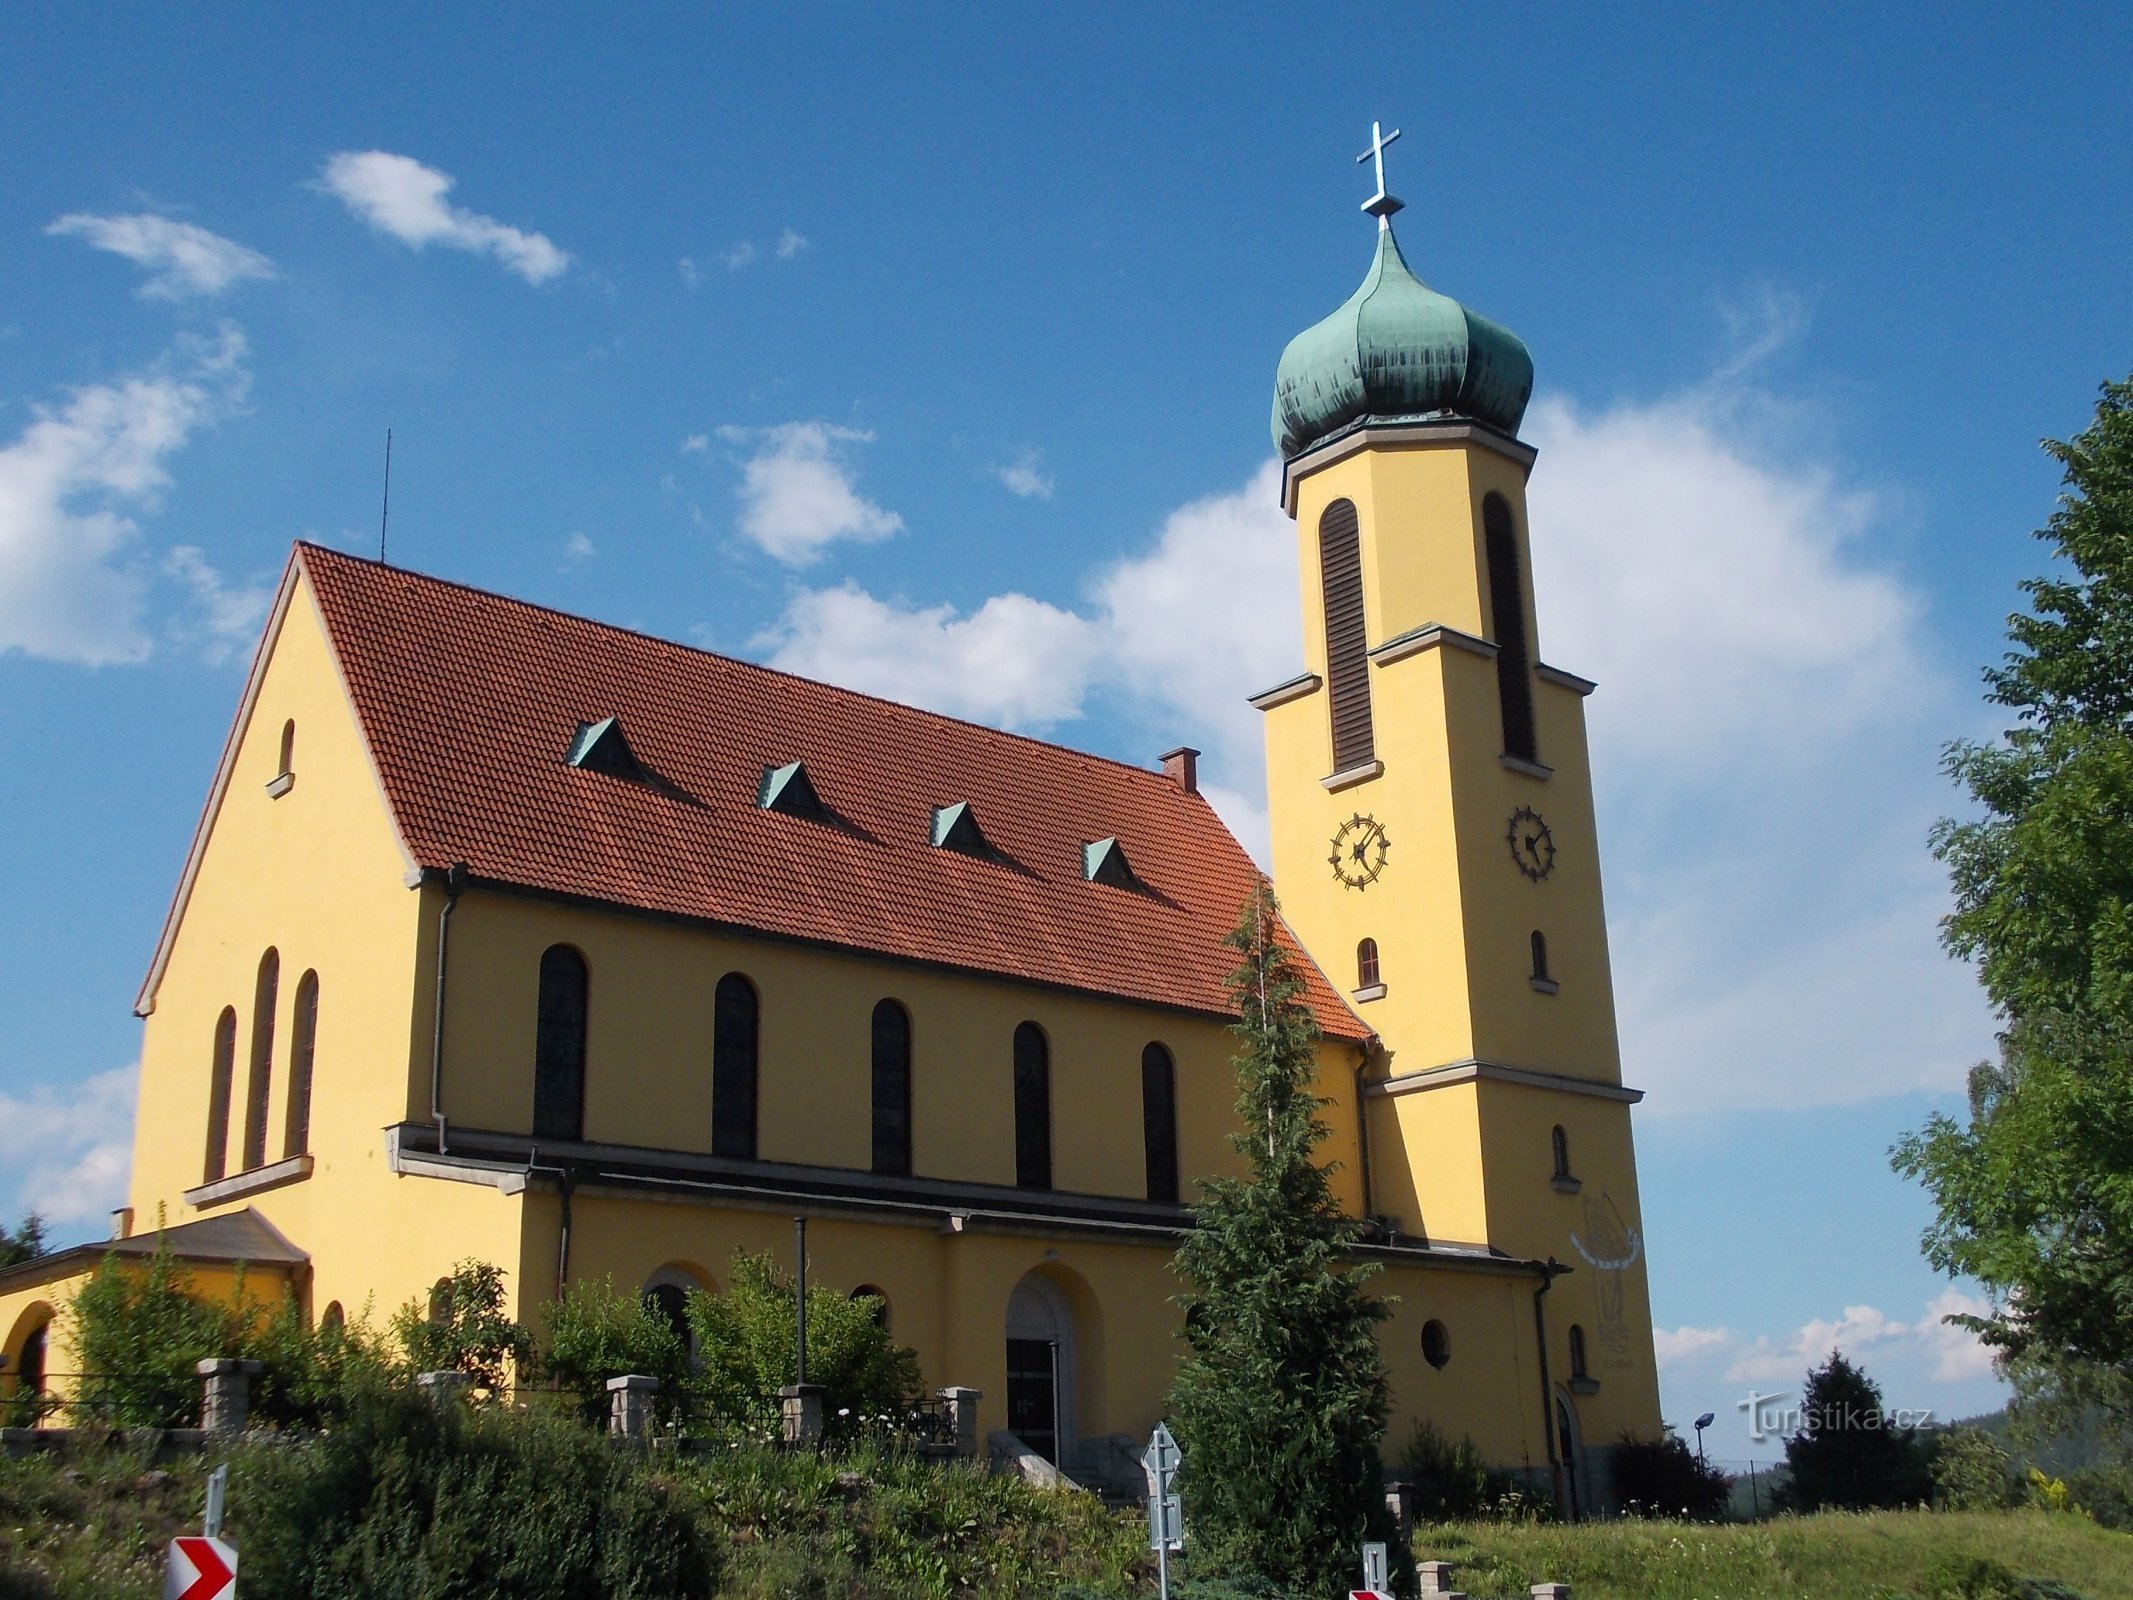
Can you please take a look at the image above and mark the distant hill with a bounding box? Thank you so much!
[1953,1406,2115,1476]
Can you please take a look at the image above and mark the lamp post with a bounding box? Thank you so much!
[1693,1410,1715,1465]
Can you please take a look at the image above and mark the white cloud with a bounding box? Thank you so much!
[678,257,701,290]
[994,450,1055,500]
[715,422,904,564]
[681,433,709,454]
[318,151,569,284]
[761,582,1099,729]
[1720,1293,1995,1387]
[562,532,596,564]
[1654,1325,1736,1368]
[0,1065,135,1230]
[0,328,249,664]
[163,544,272,662]
[723,241,757,271]
[776,228,809,261]
[47,213,275,300]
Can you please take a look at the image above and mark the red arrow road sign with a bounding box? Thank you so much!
[167,1535,236,1600]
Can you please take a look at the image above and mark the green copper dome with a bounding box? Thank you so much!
[1271,225,1533,459]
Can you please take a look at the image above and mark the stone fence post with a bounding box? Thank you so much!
[196,1358,263,1436]
[778,1382,825,1445]
[1531,1585,1572,1600]
[607,1374,658,1440]
[416,1370,472,1407]
[936,1386,981,1458]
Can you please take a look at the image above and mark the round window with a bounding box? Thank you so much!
[1421,1319,1451,1370]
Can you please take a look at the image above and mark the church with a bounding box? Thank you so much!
[0,139,1662,1512]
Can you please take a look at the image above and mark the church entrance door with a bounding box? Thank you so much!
[1005,1274,1073,1465]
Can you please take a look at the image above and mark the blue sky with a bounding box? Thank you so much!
[4,4,2130,1462]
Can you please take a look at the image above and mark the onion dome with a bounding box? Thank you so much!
[1271,224,1533,460]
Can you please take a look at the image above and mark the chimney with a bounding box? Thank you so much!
[1159,746,1200,794]
[111,1206,134,1240]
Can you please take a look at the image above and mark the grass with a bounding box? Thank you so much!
[1417,1509,2133,1600]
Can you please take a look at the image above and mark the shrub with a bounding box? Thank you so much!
[1610,1430,1732,1520]
[1919,1551,2025,1600]
[1933,1426,2017,1511]
[387,1259,530,1395]
[242,1293,395,1428]
[66,1239,239,1428]
[1399,1421,1492,1520]
[1778,1352,1935,1511]
[232,1386,720,1598]
[686,1252,920,1435]
[537,1275,691,1424]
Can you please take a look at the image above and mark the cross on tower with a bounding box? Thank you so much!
[1356,120,1404,225]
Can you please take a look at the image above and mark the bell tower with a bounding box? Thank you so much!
[1257,129,1660,1424]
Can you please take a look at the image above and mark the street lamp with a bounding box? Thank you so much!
[1693,1411,1715,1464]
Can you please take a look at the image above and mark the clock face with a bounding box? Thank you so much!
[1507,806,1556,881]
[1330,813,1390,890]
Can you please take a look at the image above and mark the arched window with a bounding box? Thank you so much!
[283,969,319,1159]
[1141,1042,1179,1205]
[1421,1319,1452,1370]
[1319,498,1374,771]
[1357,938,1381,989]
[204,1006,237,1183]
[1552,1124,1572,1181]
[711,973,759,1161]
[428,1278,452,1324]
[19,1321,47,1395]
[1569,1324,1590,1380]
[851,1284,891,1331]
[870,999,912,1177]
[1483,493,1538,763]
[644,1283,690,1345]
[277,719,296,776]
[1013,1022,1052,1190]
[242,949,279,1172]
[320,1301,346,1335]
[1531,930,1551,984]
[534,945,588,1142]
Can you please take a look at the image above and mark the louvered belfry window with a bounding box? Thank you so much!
[1484,493,1539,763]
[534,945,588,1142]
[1319,498,1374,772]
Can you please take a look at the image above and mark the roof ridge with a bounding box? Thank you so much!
[295,541,1196,797]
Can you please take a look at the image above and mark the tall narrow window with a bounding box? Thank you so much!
[1569,1324,1590,1380]
[1552,1124,1572,1181]
[1530,931,1551,983]
[712,973,759,1160]
[204,1006,237,1183]
[1357,938,1381,988]
[1319,498,1373,771]
[1484,494,1538,762]
[277,719,296,776]
[1012,1022,1052,1190]
[534,945,588,1142]
[871,999,912,1177]
[283,969,318,1159]
[1141,1042,1179,1204]
[241,948,279,1171]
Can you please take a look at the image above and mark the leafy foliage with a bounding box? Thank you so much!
[1777,1352,1935,1512]
[244,1292,395,1428]
[0,1216,45,1271]
[1935,1425,2019,1511]
[1166,881,1393,1594]
[537,1274,692,1424]
[232,1386,720,1599]
[387,1258,530,1395]
[1608,1430,1733,1521]
[686,1252,919,1435]
[65,1240,240,1428]
[1895,374,2133,1426]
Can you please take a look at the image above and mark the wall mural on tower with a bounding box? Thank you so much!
[1571,1191,1643,1372]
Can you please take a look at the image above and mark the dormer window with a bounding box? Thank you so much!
[566,716,650,783]
[1082,837,1141,890]
[931,801,991,858]
[758,760,829,820]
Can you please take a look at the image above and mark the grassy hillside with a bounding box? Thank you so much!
[1418,1509,2133,1600]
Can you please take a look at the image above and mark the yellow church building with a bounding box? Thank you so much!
[1,153,1661,1512]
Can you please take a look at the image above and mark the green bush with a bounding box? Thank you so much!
[387,1259,531,1395]
[232,1386,720,1598]
[1934,1426,2018,1511]
[686,1251,920,1436]
[1399,1421,1492,1519]
[1778,1352,1936,1511]
[67,1239,239,1428]
[538,1275,691,1424]
[1609,1431,1732,1520]
[1920,1551,2026,1600]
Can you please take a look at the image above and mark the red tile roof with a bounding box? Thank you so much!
[297,545,1366,1041]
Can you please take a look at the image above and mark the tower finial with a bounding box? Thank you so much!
[1356,120,1404,227]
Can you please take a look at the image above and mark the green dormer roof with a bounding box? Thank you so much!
[1271,225,1533,460]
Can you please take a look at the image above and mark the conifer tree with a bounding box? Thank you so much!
[1167,881,1391,1594]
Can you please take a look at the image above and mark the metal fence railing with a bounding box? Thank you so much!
[4,1374,204,1432]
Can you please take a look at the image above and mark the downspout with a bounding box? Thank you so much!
[429,862,469,1154]
[1532,1257,1567,1511]
[1351,1040,1377,1229]
[554,1168,575,1299]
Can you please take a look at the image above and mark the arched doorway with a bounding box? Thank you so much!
[1005,1273,1074,1466]
[1554,1388,1585,1521]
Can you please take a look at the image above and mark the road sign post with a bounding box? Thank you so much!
[1142,1422,1183,1600]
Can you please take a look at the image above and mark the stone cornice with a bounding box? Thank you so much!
[1367,1058,1644,1105]
[1282,418,1539,517]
